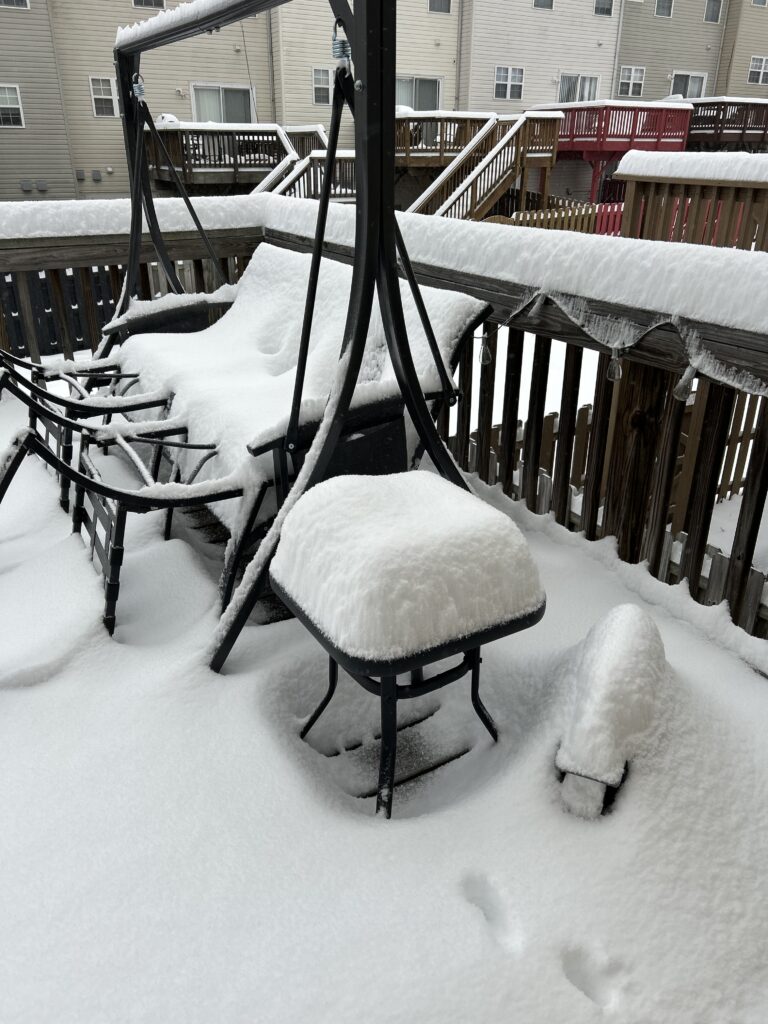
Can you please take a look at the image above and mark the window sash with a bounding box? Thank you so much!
[428,0,451,11]
[133,0,165,7]
[704,0,721,21]
[494,66,524,100]
[672,72,706,97]
[313,69,331,105]
[748,56,768,84]
[753,0,767,7]
[655,0,673,16]
[533,0,554,9]
[619,66,644,97]
[0,0,30,8]
[90,77,117,118]
[0,84,23,127]
[595,0,613,15]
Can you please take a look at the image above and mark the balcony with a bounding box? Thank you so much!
[687,98,768,150]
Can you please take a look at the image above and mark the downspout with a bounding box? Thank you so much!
[713,0,730,93]
[610,0,625,99]
[267,9,277,122]
[47,0,80,198]
[454,0,463,110]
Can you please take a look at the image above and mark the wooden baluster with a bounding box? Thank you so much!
[643,387,686,578]
[521,335,551,511]
[77,266,101,352]
[582,353,612,540]
[15,271,41,362]
[678,382,736,601]
[672,379,708,534]
[476,323,497,483]
[552,344,582,526]
[500,327,524,496]
[724,400,768,627]
[48,268,76,360]
[718,392,746,500]
[455,338,474,471]
[602,363,672,564]
[730,394,760,497]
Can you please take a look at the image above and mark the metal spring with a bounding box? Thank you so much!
[332,26,351,60]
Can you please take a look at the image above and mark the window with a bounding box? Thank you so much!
[655,0,673,15]
[559,74,598,102]
[312,69,330,105]
[494,66,524,101]
[534,0,554,9]
[192,84,253,121]
[748,56,768,84]
[595,0,613,14]
[0,84,23,127]
[672,72,706,97]
[133,0,165,7]
[704,0,721,21]
[619,66,645,97]
[753,0,767,7]
[428,0,451,11]
[89,77,118,118]
[0,0,30,8]
[396,77,440,109]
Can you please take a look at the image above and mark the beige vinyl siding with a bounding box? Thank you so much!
[0,0,76,200]
[457,0,474,107]
[718,0,768,95]
[272,0,458,148]
[616,0,725,99]
[461,0,620,112]
[48,0,273,198]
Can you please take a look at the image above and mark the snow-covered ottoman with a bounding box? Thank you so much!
[269,472,546,818]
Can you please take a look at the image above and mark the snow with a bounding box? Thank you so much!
[270,472,545,661]
[710,492,768,573]
[1,385,768,1022]
[556,604,668,790]
[117,243,487,524]
[103,281,238,331]
[116,0,247,50]
[617,149,768,184]
[534,99,693,111]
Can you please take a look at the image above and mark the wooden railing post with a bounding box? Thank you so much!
[521,335,551,511]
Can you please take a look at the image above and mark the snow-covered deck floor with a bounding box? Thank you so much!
[1,392,766,1023]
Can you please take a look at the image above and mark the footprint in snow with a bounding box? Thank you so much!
[460,873,524,954]
[560,944,627,1011]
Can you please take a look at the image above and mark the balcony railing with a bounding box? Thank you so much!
[146,123,297,186]
[688,99,768,149]
[394,113,492,166]
[539,102,691,153]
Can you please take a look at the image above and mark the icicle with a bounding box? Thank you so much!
[673,365,696,402]
[479,341,493,366]
[607,354,622,383]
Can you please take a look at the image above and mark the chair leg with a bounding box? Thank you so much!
[470,648,498,742]
[0,435,30,506]
[103,505,127,636]
[376,676,398,819]
[59,424,73,512]
[220,484,266,610]
[301,658,338,739]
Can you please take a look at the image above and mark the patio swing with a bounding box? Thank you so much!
[111,0,547,817]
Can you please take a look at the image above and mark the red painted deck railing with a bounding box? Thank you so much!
[552,103,691,153]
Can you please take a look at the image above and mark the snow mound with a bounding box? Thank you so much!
[557,604,668,813]
[617,149,768,184]
[270,472,545,661]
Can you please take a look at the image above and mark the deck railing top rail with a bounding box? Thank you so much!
[534,101,691,152]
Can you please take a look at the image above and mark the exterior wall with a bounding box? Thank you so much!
[46,0,273,199]
[272,0,459,148]
[718,0,768,96]
[457,0,474,108]
[460,0,621,113]
[0,0,76,200]
[615,0,725,100]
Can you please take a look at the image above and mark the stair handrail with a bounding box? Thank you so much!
[434,116,527,218]
[407,115,516,215]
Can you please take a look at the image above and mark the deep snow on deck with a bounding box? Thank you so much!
[0,392,766,1024]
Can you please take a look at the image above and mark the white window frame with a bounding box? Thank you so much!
[618,66,645,97]
[311,68,332,106]
[533,0,554,9]
[427,0,451,12]
[89,76,119,118]
[133,0,165,8]
[558,73,601,103]
[190,81,257,121]
[0,83,25,128]
[0,0,31,9]
[748,56,768,85]
[494,66,525,101]
[671,70,708,97]
[752,0,767,7]
[703,0,722,22]
[655,0,674,16]
[395,76,443,109]
[594,0,614,16]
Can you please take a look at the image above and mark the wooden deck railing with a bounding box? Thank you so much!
[146,124,295,185]
[286,124,329,159]
[550,102,691,153]
[487,201,624,235]
[688,99,768,149]
[1,214,766,638]
[615,170,768,249]
[273,150,357,201]
[394,114,490,166]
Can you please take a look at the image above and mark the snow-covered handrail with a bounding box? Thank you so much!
[434,119,527,220]
[407,116,503,214]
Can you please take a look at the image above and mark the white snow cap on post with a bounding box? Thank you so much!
[557,604,668,818]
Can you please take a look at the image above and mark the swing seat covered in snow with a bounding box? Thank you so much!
[270,472,546,817]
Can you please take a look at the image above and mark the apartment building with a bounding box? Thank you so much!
[615,0,768,100]
[0,0,458,200]
[458,0,622,112]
